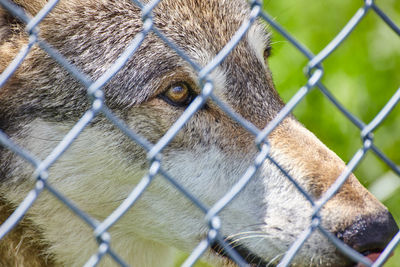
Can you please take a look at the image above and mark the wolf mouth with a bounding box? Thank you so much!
[211,239,381,267]
[211,238,269,266]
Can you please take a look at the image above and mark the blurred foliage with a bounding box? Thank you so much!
[176,1,400,266]
[265,0,400,266]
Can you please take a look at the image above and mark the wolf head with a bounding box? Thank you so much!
[0,0,397,266]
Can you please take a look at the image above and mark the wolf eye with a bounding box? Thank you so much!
[264,46,272,58]
[160,82,194,107]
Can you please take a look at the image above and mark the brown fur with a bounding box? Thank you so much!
[0,198,55,266]
[268,118,385,232]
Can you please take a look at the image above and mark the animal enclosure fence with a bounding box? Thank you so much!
[0,0,399,266]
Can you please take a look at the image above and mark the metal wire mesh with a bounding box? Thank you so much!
[0,0,399,266]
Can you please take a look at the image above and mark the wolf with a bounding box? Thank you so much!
[0,0,398,266]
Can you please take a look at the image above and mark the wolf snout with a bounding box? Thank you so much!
[336,210,398,260]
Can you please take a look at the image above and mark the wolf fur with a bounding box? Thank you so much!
[0,0,397,266]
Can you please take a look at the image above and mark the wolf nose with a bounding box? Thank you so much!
[337,211,398,254]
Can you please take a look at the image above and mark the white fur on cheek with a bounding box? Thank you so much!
[3,119,349,266]
[5,119,177,267]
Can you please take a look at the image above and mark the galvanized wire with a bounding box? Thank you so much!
[0,0,399,266]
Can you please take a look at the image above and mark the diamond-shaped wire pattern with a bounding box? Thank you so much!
[0,0,399,266]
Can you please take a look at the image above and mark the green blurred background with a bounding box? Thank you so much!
[177,0,400,266]
[266,0,400,265]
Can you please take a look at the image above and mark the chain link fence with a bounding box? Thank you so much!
[0,0,399,266]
